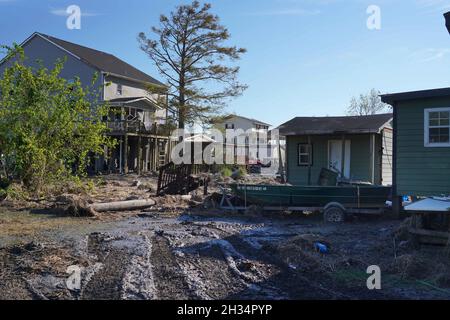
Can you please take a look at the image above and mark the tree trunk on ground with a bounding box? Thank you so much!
[91,199,156,212]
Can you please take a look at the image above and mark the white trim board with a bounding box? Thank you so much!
[424,107,450,148]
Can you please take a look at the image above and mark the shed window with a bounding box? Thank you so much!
[425,108,450,147]
[298,143,312,166]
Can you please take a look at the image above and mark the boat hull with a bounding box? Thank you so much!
[230,184,391,209]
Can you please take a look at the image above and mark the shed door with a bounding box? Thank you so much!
[328,140,351,178]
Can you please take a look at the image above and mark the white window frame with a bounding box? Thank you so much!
[424,107,450,147]
[298,143,312,166]
[116,84,123,96]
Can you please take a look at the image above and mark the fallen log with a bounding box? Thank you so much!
[91,199,156,213]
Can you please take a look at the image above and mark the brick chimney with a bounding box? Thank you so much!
[445,12,450,34]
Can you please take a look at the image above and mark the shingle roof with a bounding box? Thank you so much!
[225,115,271,127]
[380,87,450,105]
[277,113,393,136]
[37,33,164,86]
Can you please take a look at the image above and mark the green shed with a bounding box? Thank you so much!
[381,88,450,197]
[278,114,393,186]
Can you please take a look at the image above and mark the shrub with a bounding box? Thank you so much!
[0,44,114,194]
[220,166,233,177]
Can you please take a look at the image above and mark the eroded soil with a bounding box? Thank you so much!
[1,206,450,300]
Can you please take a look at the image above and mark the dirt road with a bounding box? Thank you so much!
[1,208,450,300]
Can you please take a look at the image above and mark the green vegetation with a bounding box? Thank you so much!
[220,166,233,178]
[219,165,247,180]
[0,45,114,196]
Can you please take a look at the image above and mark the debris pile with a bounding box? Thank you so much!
[267,234,333,272]
[65,197,97,217]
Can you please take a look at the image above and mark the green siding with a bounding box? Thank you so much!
[396,97,450,196]
[286,134,381,186]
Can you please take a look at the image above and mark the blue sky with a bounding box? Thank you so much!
[1,0,450,126]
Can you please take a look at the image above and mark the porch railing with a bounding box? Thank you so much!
[106,120,169,136]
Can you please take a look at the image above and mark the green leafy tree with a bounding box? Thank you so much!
[138,1,247,129]
[347,89,390,116]
[0,45,114,193]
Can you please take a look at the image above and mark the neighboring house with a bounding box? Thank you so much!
[183,134,215,164]
[278,114,393,186]
[213,115,271,164]
[381,88,450,197]
[0,32,170,174]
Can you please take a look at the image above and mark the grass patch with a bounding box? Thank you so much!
[332,266,450,295]
[0,209,95,238]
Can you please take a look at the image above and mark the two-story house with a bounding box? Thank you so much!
[0,32,171,174]
[213,115,271,165]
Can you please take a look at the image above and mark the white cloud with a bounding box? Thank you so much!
[416,0,450,13]
[410,48,450,62]
[247,8,321,16]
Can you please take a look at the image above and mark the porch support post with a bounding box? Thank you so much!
[108,142,113,174]
[341,134,346,179]
[145,138,150,173]
[119,137,123,174]
[307,135,312,186]
[137,135,142,175]
[124,134,129,174]
[156,139,160,168]
[369,133,376,184]
[152,138,157,171]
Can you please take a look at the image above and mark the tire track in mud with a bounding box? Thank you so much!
[150,234,199,300]
[80,231,159,300]
[80,247,129,300]
[166,221,289,300]
[224,233,333,299]
[121,232,157,300]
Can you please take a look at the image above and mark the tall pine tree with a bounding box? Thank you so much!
[138,1,247,129]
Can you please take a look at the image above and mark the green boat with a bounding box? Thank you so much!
[226,184,391,222]
[230,184,391,208]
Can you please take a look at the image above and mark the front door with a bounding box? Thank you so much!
[328,140,351,178]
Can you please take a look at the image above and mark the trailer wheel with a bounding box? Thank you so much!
[324,205,346,223]
[245,205,264,216]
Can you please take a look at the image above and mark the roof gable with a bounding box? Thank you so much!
[225,115,271,127]
[14,32,164,86]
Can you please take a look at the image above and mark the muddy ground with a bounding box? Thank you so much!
[1,175,450,300]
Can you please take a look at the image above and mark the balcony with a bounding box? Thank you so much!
[106,120,170,136]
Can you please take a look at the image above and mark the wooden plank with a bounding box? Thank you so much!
[408,227,450,239]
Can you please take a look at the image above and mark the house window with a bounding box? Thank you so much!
[425,108,450,147]
[117,84,123,96]
[298,143,312,166]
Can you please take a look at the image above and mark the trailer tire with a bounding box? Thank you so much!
[324,203,346,223]
[245,204,264,216]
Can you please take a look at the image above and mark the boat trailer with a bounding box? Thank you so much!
[218,184,389,223]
